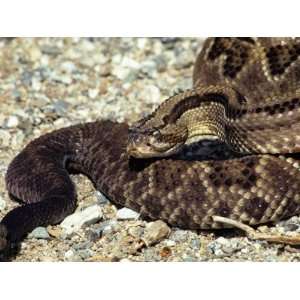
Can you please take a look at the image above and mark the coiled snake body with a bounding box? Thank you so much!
[2,37,300,253]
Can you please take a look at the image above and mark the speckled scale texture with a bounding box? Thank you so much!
[2,38,300,251]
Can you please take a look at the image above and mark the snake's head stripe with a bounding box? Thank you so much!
[127,124,188,158]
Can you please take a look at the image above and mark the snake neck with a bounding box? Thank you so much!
[176,101,227,145]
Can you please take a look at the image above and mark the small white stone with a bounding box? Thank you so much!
[88,89,99,99]
[5,115,19,128]
[112,66,131,80]
[120,57,140,69]
[31,77,41,91]
[164,240,176,247]
[64,249,75,259]
[60,61,77,73]
[60,205,103,235]
[139,85,161,105]
[116,208,140,220]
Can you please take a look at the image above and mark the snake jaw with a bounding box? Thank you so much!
[127,141,185,158]
[127,125,187,158]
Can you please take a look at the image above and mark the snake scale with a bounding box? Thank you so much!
[2,37,300,254]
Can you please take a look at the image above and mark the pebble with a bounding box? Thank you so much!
[278,216,300,232]
[28,227,50,239]
[53,100,70,116]
[159,37,181,44]
[128,226,144,238]
[140,60,158,78]
[95,191,110,204]
[169,230,189,242]
[0,196,6,211]
[164,240,176,247]
[88,89,99,99]
[5,115,19,128]
[116,208,140,220]
[77,249,94,260]
[41,45,61,55]
[47,226,62,238]
[142,220,171,246]
[174,50,194,69]
[87,220,119,241]
[21,71,33,86]
[0,130,10,147]
[60,205,103,235]
[60,61,77,73]
[207,237,244,257]
[139,85,161,105]
[190,238,201,249]
[64,249,82,261]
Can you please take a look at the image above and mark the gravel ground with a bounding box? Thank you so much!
[1,37,300,262]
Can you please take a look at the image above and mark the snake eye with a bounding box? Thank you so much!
[153,129,161,139]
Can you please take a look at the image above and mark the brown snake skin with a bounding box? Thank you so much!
[2,37,300,254]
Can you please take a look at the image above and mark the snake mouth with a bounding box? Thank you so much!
[127,142,184,158]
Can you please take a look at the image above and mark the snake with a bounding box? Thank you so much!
[2,37,300,255]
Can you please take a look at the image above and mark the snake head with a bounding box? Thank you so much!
[127,124,188,158]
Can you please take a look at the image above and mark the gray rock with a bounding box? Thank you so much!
[283,223,299,232]
[142,220,171,246]
[20,71,33,86]
[191,238,201,250]
[60,61,77,73]
[278,216,300,232]
[174,50,194,69]
[41,45,62,55]
[86,220,118,241]
[100,220,120,236]
[159,38,181,48]
[207,237,244,257]
[53,100,70,116]
[60,204,103,235]
[95,191,109,204]
[153,55,168,72]
[140,60,158,78]
[28,227,50,239]
[77,249,94,260]
[183,256,198,262]
[169,229,189,242]
[73,241,93,250]
[116,207,140,220]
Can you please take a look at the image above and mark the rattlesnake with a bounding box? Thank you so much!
[2,37,300,255]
